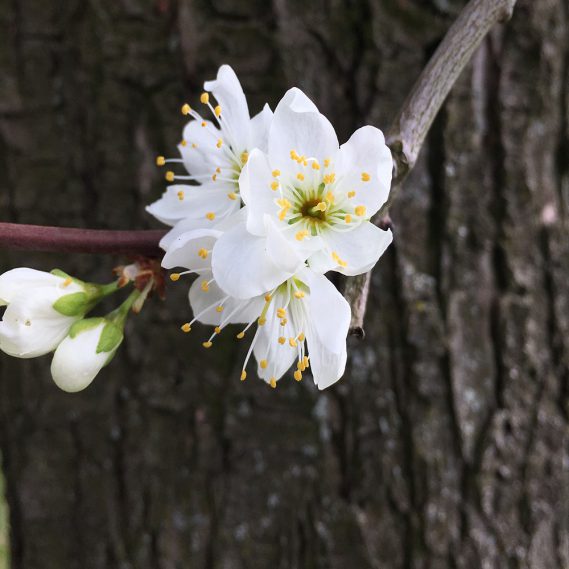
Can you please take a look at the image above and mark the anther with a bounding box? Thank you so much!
[297,332,305,342]
[170,273,181,282]
[216,139,223,148]
[215,306,224,313]
[214,326,222,334]
[294,370,302,381]
[212,174,217,182]
[313,201,327,212]
[181,103,191,115]
[177,191,185,201]
[297,173,305,181]
[278,337,286,345]
[181,323,191,333]
[269,378,277,388]
[206,212,216,221]
[198,248,209,259]
[201,121,207,127]
[201,280,209,292]
[361,172,371,182]
[240,371,247,381]
[312,161,320,170]
[214,105,222,117]
[264,294,272,302]
[272,169,281,177]
[289,337,297,348]
[228,192,238,200]
[348,191,356,198]
[202,341,213,348]
[276,308,286,319]
[280,318,288,326]
[323,173,336,185]
[156,156,166,166]
[180,140,188,147]
[295,230,309,241]
[294,291,305,299]
[324,158,331,167]
[236,331,245,339]
[165,171,175,182]
[258,317,267,326]
[260,359,268,369]
[192,143,198,149]
[62,277,73,288]
[241,151,249,164]
[355,205,367,216]
[344,214,353,223]
[270,181,279,191]
[200,92,210,104]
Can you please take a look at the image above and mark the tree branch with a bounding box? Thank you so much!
[344,0,517,336]
[0,223,166,258]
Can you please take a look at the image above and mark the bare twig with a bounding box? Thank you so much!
[0,223,166,258]
[345,0,517,336]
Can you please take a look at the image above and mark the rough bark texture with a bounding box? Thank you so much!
[0,1,567,568]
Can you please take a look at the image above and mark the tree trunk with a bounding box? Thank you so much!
[0,1,567,568]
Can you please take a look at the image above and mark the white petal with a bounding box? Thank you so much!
[146,184,239,226]
[309,222,393,276]
[264,215,307,274]
[179,119,223,175]
[162,228,221,270]
[336,125,393,216]
[50,322,112,392]
[159,217,213,250]
[302,270,350,390]
[239,149,277,236]
[212,223,294,299]
[0,295,77,358]
[189,276,264,326]
[248,103,273,152]
[0,268,71,305]
[204,65,250,152]
[269,87,339,168]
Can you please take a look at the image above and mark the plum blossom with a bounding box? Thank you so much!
[147,65,272,235]
[211,87,393,299]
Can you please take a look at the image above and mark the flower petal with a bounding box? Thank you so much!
[302,270,350,390]
[248,103,273,152]
[146,184,239,227]
[159,217,213,250]
[204,64,250,152]
[336,125,393,216]
[212,222,294,299]
[268,87,339,168]
[179,119,223,176]
[162,228,221,270]
[0,268,78,305]
[309,222,393,276]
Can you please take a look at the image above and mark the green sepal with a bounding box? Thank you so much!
[68,317,106,339]
[96,321,124,354]
[52,292,90,317]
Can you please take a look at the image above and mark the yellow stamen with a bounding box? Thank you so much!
[297,173,305,181]
[272,169,281,177]
[260,359,268,369]
[216,138,223,148]
[295,230,309,241]
[156,156,166,166]
[313,201,327,212]
[278,337,286,345]
[303,356,310,368]
[258,317,267,326]
[344,214,352,223]
[170,273,181,282]
[198,248,208,259]
[216,167,221,173]
[280,318,288,326]
[355,205,367,216]
[241,151,249,164]
[240,371,247,381]
[206,212,216,221]
[214,326,221,334]
[62,277,73,288]
[323,173,336,185]
[294,370,302,381]
[212,174,217,182]
[289,337,297,348]
[200,92,209,104]
[276,308,286,319]
[361,172,371,182]
[290,149,298,160]
[228,192,238,200]
[236,332,245,339]
[202,341,213,348]
[324,158,331,167]
[177,191,185,201]
[297,332,305,342]
[215,306,224,313]
[312,161,320,170]
[181,323,191,333]
[201,280,209,292]
[264,294,272,302]
[294,291,305,299]
[214,105,222,117]
[191,143,198,149]
[276,198,291,208]
[165,171,175,182]
[181,103,191,115]
[201,121,207,127]
[270,181,279,191]
[180,140,187,147]
[348,191,356,198]
[269,378,277,388]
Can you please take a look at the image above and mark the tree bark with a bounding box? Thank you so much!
[0,1,567,568]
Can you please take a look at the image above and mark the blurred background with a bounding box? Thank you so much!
[0,0,567,568]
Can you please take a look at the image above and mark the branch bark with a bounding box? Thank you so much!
[0,223,166,258]
[345,0,517,335]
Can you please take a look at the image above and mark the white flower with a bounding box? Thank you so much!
[162,226,351,390]
[146,64,273,233]
[0,268,88,358]
[51,318,123,392]
[211,87,394,299]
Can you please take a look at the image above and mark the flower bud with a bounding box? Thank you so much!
[50,318,124,393]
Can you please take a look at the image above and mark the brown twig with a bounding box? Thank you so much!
[0,223,166,258]
[345,0,517,336]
